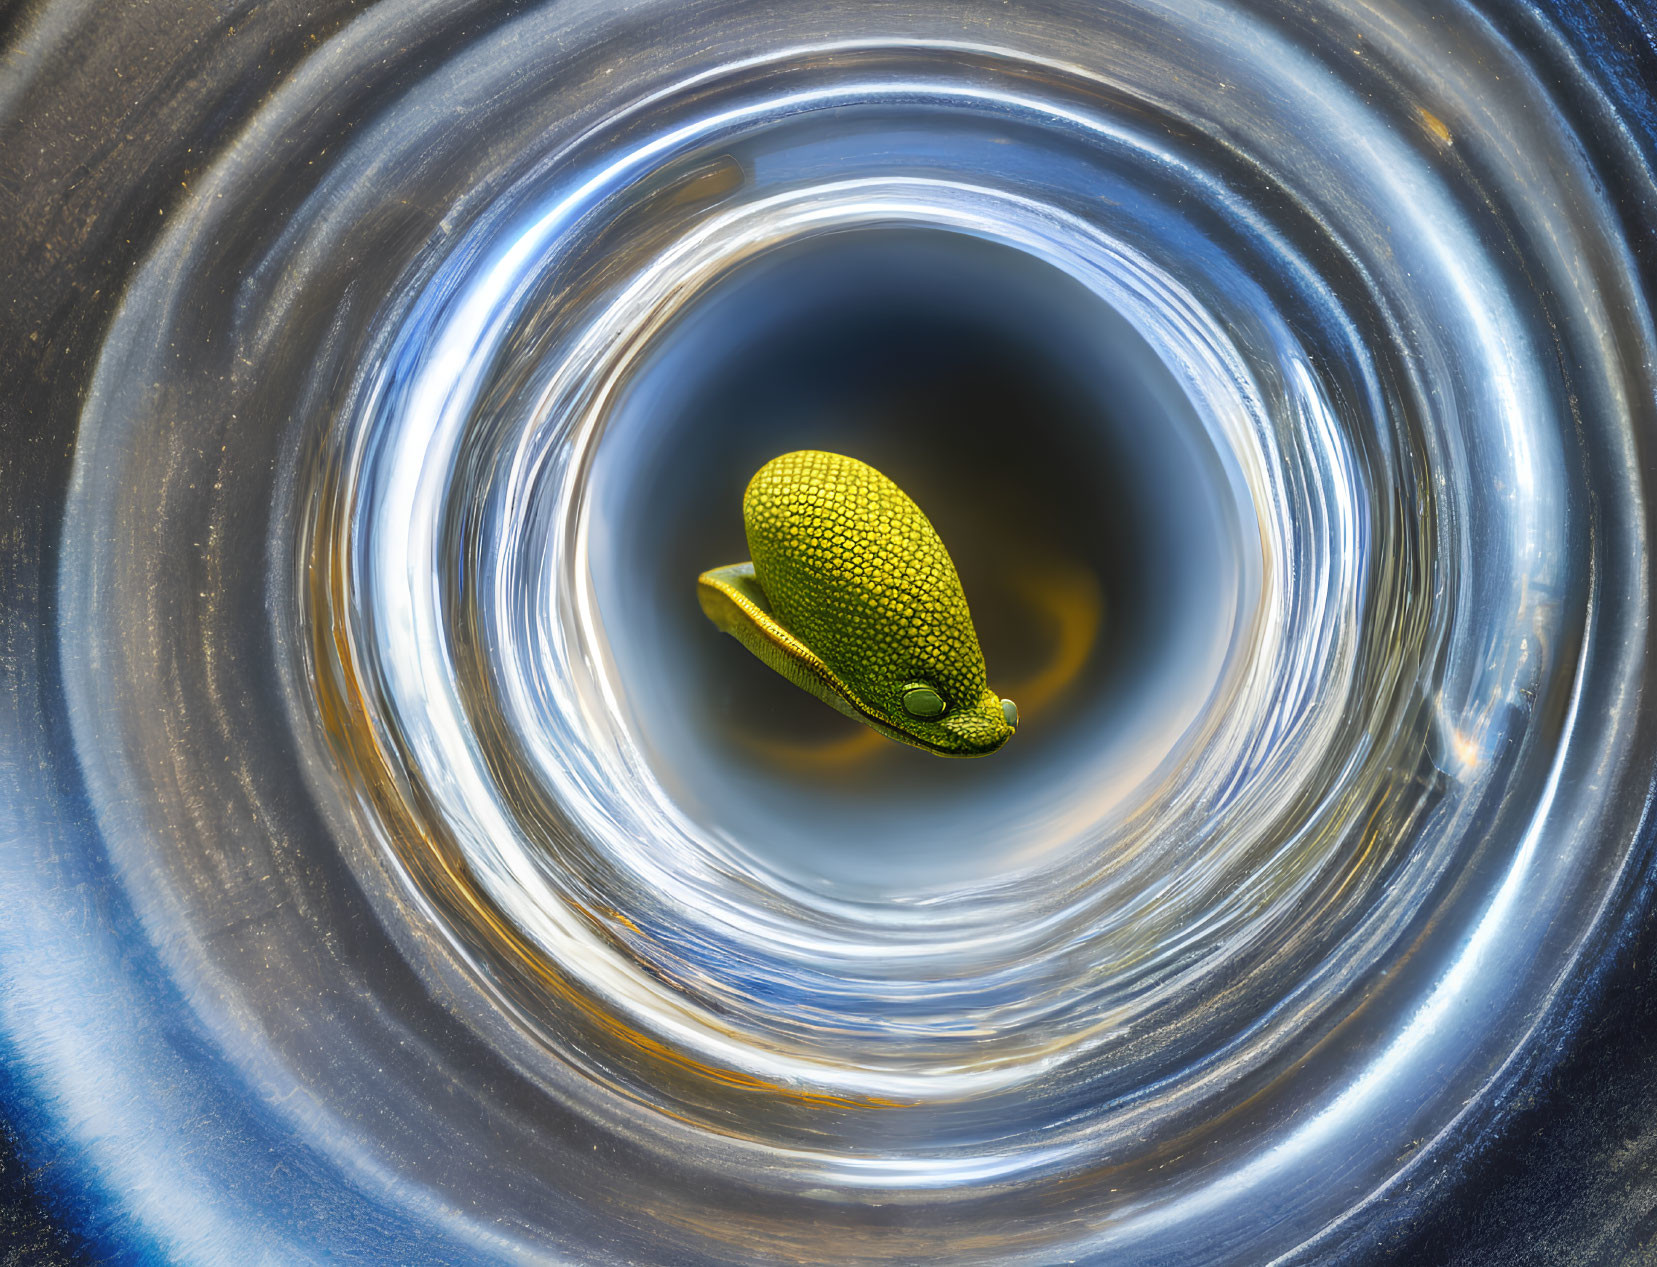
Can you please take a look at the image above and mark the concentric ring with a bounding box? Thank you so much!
[5,0,1655,1262]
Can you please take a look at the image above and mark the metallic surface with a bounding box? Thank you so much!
[3,0,1657,1263]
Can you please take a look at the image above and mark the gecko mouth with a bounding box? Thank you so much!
[935,731,1012,758]
[922,695,1018,757]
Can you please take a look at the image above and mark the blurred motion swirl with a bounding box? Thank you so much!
[5,0,1657,1262]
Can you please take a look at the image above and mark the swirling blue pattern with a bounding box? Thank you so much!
[3,0,1657,1262]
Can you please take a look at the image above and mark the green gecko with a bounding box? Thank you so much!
[697,450,1019,757]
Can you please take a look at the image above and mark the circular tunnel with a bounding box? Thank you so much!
[3,1,1657,1263]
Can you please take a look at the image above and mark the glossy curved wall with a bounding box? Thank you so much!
[3,0,1656,1262]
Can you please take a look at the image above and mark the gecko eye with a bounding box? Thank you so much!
[902,684,946,718]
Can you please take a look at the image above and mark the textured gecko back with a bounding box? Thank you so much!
[742,450,987,714]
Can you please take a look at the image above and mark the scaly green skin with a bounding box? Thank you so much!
[698,450,1017,757]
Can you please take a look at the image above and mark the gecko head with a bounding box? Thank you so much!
[700,449,1020,759]
[875,679,1019,758]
